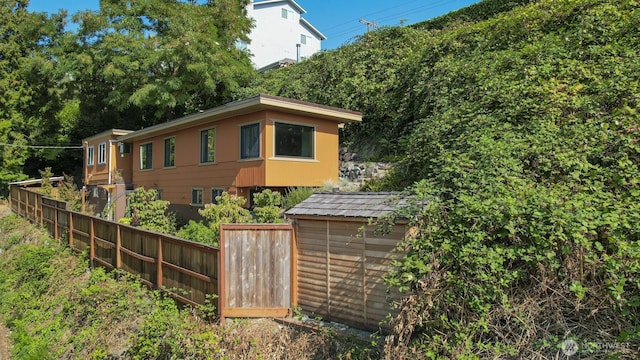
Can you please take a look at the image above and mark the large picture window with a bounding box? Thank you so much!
[200,128,215,163]
[164,137,175,167]
[240,123,260,159]
[140,143,153,170]
[274,122,314,159]
[87,145,95,166]
[98,142,106,164]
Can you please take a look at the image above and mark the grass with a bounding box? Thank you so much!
[0,205,381,359]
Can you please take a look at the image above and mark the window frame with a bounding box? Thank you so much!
[239,122,261,160]
[191,188,204,206]
[200,127,216,164]
[211,187,224,204]
[87,145,95,166]
[164,136,176,168]
[140,142,153,170]
[273,121,316,159]
[97,142,106,165]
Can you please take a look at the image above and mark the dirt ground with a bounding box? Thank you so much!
[0,323,9,360]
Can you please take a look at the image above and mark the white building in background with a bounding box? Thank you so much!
[243,0,326,71]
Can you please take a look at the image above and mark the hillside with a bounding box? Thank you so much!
[238,0,640,358]
[0,208,379,359]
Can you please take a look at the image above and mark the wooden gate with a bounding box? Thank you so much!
[218,224,297,322]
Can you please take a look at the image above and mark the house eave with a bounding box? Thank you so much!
[117,94,362,142]
[300,18,326,40]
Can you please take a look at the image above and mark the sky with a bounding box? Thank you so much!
[27,0,482,50]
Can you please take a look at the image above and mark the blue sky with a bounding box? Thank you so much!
[27,0,481,50]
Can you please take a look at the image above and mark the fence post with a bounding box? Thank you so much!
[116,225,122,270]
[17,188,21,217]
[39,196,44,227]
[157,236,163,289]
[68,212,74,249]
[89,218,95,267]
[290,225,298,308]
[54,205,59,240]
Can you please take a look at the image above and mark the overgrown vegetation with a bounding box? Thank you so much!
[0,207,380,359]
[240,0,640,357]
[119,187,176,234]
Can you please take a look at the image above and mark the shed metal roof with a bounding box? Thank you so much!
[285,192,409,219]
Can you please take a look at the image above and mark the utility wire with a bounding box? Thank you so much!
[0,143,84,149]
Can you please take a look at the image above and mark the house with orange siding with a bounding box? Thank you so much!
[82,94,361,220]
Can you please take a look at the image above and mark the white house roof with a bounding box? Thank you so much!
[300,18,326,40]
[252,0,306,14]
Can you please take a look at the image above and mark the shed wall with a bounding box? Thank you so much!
[294,218,404,330]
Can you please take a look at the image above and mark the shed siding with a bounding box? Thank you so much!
[295,218,404,330]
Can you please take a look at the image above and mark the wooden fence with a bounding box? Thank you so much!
[219,224,297,321]
[9,186,402,331]
[9,186,218,307]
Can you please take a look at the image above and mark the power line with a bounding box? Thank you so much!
[0,143,84,149]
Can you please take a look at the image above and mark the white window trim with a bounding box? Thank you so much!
[97,142,107,164]
[191,187,204,206]
[87,145,95,166]
[271,119,317,160]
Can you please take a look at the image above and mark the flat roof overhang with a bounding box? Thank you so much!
[118,94,362,143]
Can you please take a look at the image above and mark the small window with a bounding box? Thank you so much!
[140,143,153,170]
[87,145,95,166]
[200,128,215,163]
[300,34,310,45]
[281,8,288,18]
[274,122,314,159]
[164,137,175,167]
[191,188,203,205]
[155,189,163,200]
[240,123,260,159]
[98,142,106,164]
[211,188,224,204]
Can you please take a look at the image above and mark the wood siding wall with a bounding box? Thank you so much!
[84,134,132,186]
[294,218,404,331]
[130,110,340,205]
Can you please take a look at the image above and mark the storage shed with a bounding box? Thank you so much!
[285,192,410,331]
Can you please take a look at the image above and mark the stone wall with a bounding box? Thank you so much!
[338,148,391,190]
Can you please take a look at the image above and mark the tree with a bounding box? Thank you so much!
[0,0,68,194]
[68,0,254,132]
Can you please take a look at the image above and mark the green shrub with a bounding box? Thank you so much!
[283,187,314,210]
[176,220,218,246]
[121,188,176,234]
[253,189,284,223]
[199,192,253,239]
